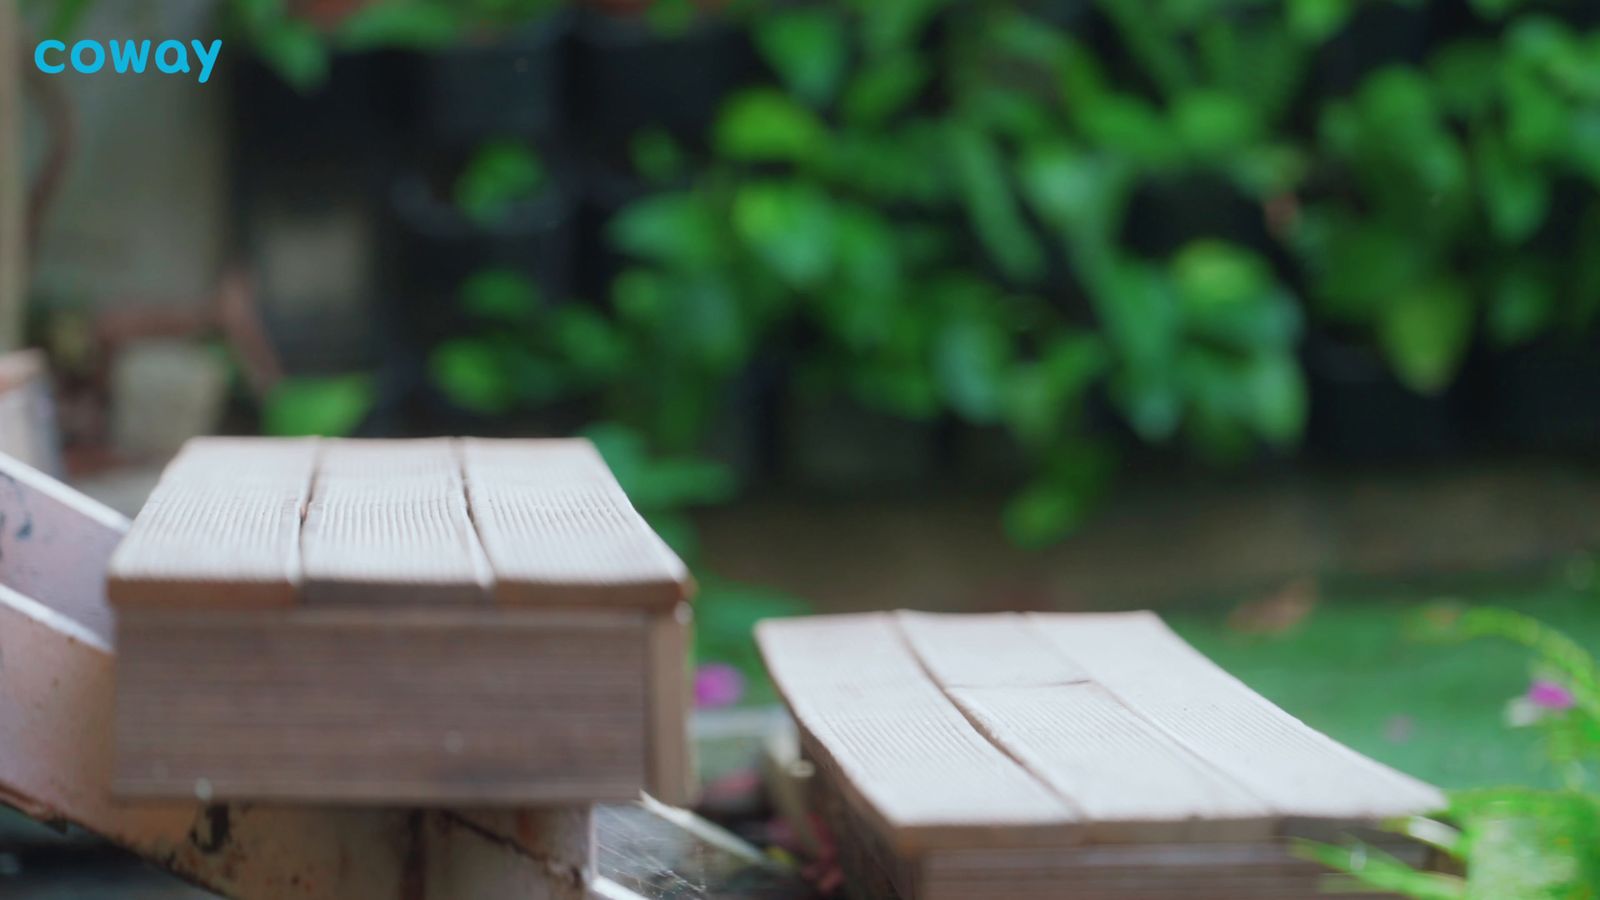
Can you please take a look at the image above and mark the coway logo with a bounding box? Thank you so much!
[34,39,223,84]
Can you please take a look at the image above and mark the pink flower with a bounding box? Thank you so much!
[1527,679,1576,711]
[694,663,745,709]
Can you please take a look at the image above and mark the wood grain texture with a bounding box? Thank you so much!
[300,439,491,605]
[115,606,653,805]
[646,602,696,806]
[460,439,690,610]
[108,437,319,609]
[1025,612,1446,822]
[755,614,1079,853]
[897,612,1271,842]
[920,841,1424,900]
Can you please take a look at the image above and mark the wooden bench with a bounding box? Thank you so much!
[758,611,1445,899]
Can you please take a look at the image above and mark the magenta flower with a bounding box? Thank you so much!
[694,663,745,709]
[1527,679,1576,711]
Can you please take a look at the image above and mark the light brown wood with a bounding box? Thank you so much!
[301,439,491,605]
[108,437,319,608]
[0,456,594,898]
[897,613,1271,842]
[460,438,691,610]
[1024,611,1444,821]
[755,613,1079,854]
[760,610,1443,898]
[0,9,21,353]
[115,606,652,804]
[0,446,126,642]
[646,601,696,806]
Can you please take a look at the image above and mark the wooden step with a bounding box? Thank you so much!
[106,437,694,807]
[758,611,1444,899]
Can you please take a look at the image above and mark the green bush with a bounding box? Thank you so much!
[578,0,1600,543]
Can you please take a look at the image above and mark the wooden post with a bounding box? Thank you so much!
[0,2,24,351]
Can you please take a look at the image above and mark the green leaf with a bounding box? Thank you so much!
[1245,351,1307,448]
[454,141,545,227]
[1076,93,1180,169]
[1379,280,1474,394]
[935,313,1012,423]
[461,269,541,322]
[1476,134,1549,244]
[336,1,460,50]
[755,9,848,106]
[948,123,1044,282]
[1173,90,1260,159]
[1286,0,1350,44]
[430,339,515,414]
[714,89,827,163]
[1488,264,1555,348]
[251,18,330,92]
[1003,335,1108,448]
[609,193,724,269]
[1020,144,1128,243]
[1003,444,1114,547]
[732,181,837,288]
[262,375,373,437]
[841,53,928,125]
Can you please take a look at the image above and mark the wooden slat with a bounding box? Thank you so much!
[645,603,696,806]
[755,614,1078,853]
[107,437,318,609]
[300,439,491,605]
[0,450,126,643]
[896,611,1090,688]
[897,612,1272,841]
[460,439,690,610]
[115,606,651,805]
[1025,612,1446,821]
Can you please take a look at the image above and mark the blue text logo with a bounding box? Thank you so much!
[35,40,223,84]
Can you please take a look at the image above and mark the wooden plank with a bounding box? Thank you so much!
[0,7,21,353]
[300,439,491,605]
[107,437,319,609]
[1025,612,1446,822]
[896,611,1090,688]
[114,606,651,805]
[645,603,695,806]
[0,450,126,643]
[897,612,1271,842]
[755,614,1078,854]
[0,580,414,899]
[459,439,690,610]
[0,456,600,899]
[922,841,1423,900]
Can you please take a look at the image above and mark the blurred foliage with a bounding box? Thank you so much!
[455,140,548,228]
[261,374,375,436]
[582,0,1599,544]
[1303,606,1600,898]
[42,0,1600,542]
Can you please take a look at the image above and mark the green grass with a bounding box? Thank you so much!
[1168,575,1600,790]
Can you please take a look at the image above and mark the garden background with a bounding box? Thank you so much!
[9,0,1600,894]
